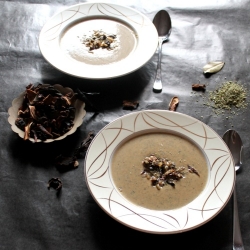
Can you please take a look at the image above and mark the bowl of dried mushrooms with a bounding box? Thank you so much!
[8,83,86,143]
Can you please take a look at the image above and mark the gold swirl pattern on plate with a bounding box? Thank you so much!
[42,3,145,42]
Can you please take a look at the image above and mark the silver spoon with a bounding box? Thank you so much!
[152,10,172,93]
[223,129,244,250]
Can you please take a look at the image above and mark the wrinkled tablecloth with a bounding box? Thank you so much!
[0,0,250,249]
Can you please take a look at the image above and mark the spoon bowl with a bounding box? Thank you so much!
[152,10,172,92]
[223,129,243,172]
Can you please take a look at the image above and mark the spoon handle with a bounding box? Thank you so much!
[233,185,244,250]
[153,38,163,92]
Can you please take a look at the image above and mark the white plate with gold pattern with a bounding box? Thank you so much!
[39,3,158,79]
[84,110,235,234]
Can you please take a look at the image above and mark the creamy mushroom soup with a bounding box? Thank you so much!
[111,132,209,210]
[60,18,137,65]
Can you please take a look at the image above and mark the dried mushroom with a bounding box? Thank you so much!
[15,83,77,142]
[48,177,62,191]
[169,97,179,111]
[55,131,95,172]
[141,155,200,189]
[73,131,95,157]
[188,165,200,177]
[192,84,206,91]
[55,155,79,172]
[76,88,99,112]
[141,155,186,189]
[122,100,139,110]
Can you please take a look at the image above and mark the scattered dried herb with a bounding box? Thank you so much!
[82,30,118,52]
[55,131,95,172]
[169,97,179,111]
[141,155,199,190]
[122,100,139,110]
[15,83,77,142]
[203,61,225,74]
[192,84,206,91]
[48,177,62,191]
[206,81,248,112]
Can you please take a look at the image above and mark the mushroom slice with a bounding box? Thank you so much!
[169,97,179,111]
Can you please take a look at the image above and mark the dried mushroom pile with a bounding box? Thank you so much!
[141,155,199,189]
[15,83,77,141]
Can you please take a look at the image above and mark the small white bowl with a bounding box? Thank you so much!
[8,84,86,143]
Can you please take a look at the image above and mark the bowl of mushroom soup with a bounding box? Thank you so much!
[39,3,158,79]
[84,110,235,234]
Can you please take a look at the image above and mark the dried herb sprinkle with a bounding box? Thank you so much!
[206,81,248,113]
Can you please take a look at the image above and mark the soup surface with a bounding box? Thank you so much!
[111,132,209,210]
[60,18,137,65]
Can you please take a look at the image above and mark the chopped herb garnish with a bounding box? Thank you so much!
[205,81,248,115]
[209,81,247,109]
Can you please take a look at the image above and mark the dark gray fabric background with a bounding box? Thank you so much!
[0,0,250,249]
